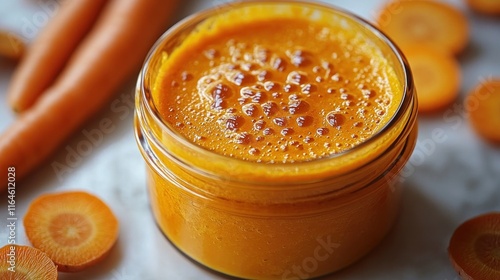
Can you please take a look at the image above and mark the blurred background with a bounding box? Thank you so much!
[0,0,499,279]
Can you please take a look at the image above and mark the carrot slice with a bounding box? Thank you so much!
[0,30,25,60]
[466,0,500,16]
[0,244,57,279]
[376,0,469,55]
[404,46,461,113]
[23,191,119,272]
[448,213,500,280]
[467,78,500,144]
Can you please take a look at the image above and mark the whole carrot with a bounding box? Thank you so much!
[7,0,109,112]
[0,0,180,189]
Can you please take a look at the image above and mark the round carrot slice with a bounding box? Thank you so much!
[0,245,57,280]
[449,213,500,280]
[466,0,500,16]
[404,46,461,113]
[377,0,469,55]
[0,30,25,60]
[24,191,119,272]
[467,78,500,144]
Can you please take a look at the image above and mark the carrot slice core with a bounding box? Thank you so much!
[23,191,119,272]
[49,213,93,247]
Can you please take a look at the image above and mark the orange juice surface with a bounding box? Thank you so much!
[154,18,401,163]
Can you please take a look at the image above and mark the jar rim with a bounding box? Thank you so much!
[138,0,415,169]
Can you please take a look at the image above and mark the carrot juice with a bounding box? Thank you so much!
[135,1,418,279]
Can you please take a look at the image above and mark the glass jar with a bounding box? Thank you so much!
[134,1,418,279]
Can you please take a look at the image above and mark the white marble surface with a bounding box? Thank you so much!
[1,0,499,279]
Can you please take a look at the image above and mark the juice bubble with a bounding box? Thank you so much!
[289,94,299,101]
[204,49,218,60]
[304,136,314,143]
[240,62,253,72]
[240,86,265,103]
[203,83,229,110]
[281,128,293,136]
[271,55,286,71]
[234,132,250,144]
[296,116,312,127]
[254,120,266,130]
[286,49,311,67]
[284,84,294,93]
[362,89,375,98]
[181,71,192,81]
[226,71,247,86]
[287,71,307,85]
[256,70,269,82]
[237,97,247,105]
[316,127,329,136]
[331,73,341,82]
[219,114,242,131]
[249,147,260,155]
[273,117,286,127]
[242,103,257,116]
[213,83,231,98]
[263,128,274,135]
[194,135,205,141]
[252,93,263,103]
[254,46,269,64]
[263,81,278,91]
[301,84,313,95]
[340,93,351,100]
[326,112,345,127]
[321,60,332,70]
[261,101,278,116]
[288,100,309,114]
[243,52,254,62]
[213,94,225,110]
